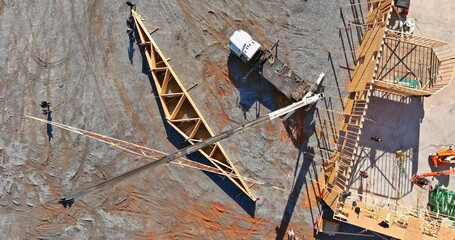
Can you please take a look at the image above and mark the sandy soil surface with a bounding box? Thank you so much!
[0,0,368,239]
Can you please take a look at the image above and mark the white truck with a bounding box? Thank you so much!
[229,30,262,63]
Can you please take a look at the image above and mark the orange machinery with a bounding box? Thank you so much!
[410,169,455,190]
[429,148,455,167]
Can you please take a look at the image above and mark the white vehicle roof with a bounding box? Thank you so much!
[229,30,261,61]
[242,39,261,61]
[229,30,252,53]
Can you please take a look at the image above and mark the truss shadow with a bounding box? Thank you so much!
[349,94,424,200]
[136,37,257,217]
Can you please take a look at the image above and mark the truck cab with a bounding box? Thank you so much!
[229,30,261,63]
[394,0,410,15]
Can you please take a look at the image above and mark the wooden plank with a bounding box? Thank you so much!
[325,0,394,218]
[169,95,187,120]
[373,81,431,96]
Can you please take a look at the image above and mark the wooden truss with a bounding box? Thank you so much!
[374,30,455,96]
[131,10,257,200]
[25,115,263,185]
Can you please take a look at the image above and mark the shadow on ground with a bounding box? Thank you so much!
[349,94,424,199]
[274,108,324,239]
[136,32,257,217]
[226,53,285,116]
[47,109,53,141]
[316,202,389,240]
[227,49,328,238]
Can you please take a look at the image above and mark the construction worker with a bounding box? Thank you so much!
[341,190,351,198]
[354,206,361,215]
[360,171,369,178]
[126,1,136,10]
[126,27,134,35]
[370,137,382,142]
[126,16,134,27]
[40,101,50,108]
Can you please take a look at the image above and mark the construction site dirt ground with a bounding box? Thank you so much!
[0,0,454,239]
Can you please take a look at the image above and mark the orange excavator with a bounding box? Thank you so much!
[411,169,455,190]
[429,147,455,167]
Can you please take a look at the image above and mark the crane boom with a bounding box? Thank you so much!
[417,169,455,178]
[58,91,323,207]
[410,169,455,190]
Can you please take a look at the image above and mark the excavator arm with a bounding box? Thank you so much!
[419,169,455,177]
[430,148,455,167]
[411,169,455,190]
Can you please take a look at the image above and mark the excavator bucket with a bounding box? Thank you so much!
[430,148,455,167]
[410,174,432,190]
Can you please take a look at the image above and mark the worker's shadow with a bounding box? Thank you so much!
[128,34,135,64]
[47,110,53,141]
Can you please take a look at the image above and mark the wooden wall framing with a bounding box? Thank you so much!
[323,0,393,218]
[131,10,257,201]
[323,1,455,238]
[374,30,455,96]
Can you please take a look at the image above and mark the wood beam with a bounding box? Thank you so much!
[131,10,257,200]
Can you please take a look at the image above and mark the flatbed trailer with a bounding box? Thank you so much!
[260,55,310,101]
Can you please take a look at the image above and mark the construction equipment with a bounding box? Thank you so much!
[410,169,455,190]
[393,0,411,15]
[429,147,455,167]
[428,184,455,221]
[228,30,311,102]
[53,86,323,207]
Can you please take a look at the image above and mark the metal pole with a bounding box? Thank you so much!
[57,93,323,207]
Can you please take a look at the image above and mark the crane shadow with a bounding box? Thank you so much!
[275,109,323,239]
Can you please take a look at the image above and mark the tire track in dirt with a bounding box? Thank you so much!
[21,1,82,173]
[103,182,266,239]
[2,2,35,148]
[103,25,155,156]
[70,0,128,136]
[67,1,164,197]
[68,137,91,185]
[31,201,95,238]
[157,0,175,21]
[175,1,206,46]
